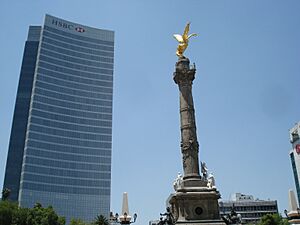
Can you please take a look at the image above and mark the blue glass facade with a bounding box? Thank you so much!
[4,15,114,222]
[3,26,41,201]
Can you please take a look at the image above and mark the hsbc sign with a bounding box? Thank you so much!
[296,144,300,154]
[51,19,85,33]
[75,27,85,33]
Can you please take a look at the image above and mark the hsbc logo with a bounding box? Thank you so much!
[75,27,85,33]
[52,19,85,33]
[296,144,300,154]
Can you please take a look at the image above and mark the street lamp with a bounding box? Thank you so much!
[284,209,288,218]
[114,212,137,224]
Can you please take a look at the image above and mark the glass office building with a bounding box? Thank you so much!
[290,122,300,205]
[3,15,114,222]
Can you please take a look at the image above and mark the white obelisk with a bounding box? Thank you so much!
[119,192,131,223]
[287,189,300,225]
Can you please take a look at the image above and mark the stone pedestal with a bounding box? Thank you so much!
[169,185,224,225]
[170,57,225,225]
[287,190,300,225]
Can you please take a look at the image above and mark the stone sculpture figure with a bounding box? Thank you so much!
[201,162,208,180]
[160,207,175,225]
[173,22,197,58]
[157,217,165,225]
[173,172,183,191]
[207,173,216,189]
[222,206,242,225]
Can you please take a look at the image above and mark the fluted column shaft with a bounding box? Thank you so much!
[173,58,200,180]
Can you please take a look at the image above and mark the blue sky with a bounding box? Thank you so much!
[1,1,300,224]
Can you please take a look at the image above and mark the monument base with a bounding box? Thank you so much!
[169,179,226,225]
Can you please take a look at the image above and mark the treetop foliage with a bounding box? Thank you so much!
[255,213,289,225]
[0,198,109,225]
[0,200,65,225]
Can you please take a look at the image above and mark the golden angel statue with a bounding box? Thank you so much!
[173,22,197,57]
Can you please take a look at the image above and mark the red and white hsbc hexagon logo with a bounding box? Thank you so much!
[296,144,300,154]
[75,27,85,33]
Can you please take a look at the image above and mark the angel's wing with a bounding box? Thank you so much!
[173,34,183,43]
[188,33,197,39]
[183,23,190,37]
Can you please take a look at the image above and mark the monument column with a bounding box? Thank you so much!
[168,23,226,225]
[173,58,200,180]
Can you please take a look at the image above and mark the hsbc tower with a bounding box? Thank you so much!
[3,14,114,222]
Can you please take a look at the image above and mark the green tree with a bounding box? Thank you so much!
[69,218,89,225]
[1,188,11,201]
[13,207,30,225]
[58,216,66,225]
[93,215,109,225]
[27,203,65,225]
[27,202,44,225]
[257,213,289,225]
[0,200,18,225]
[0,199,65,225]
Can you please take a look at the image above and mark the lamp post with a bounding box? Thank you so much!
[285,209,289,218]
[114,212,137,224]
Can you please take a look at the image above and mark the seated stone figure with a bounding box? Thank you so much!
[173,172,183,191]
[222,206,242,225]
[159,207,175,225]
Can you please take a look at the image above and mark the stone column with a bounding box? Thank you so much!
[170,57,225,225]
[173,57,200,181]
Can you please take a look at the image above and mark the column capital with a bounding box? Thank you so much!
[173,57,196,85]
